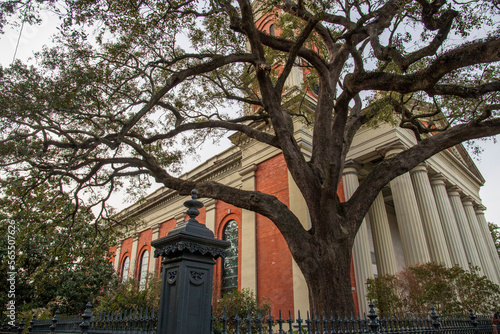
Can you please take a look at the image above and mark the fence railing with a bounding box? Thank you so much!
[0,303,157,334]
[1,302,492,334]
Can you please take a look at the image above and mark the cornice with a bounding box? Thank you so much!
[116,151,242,222]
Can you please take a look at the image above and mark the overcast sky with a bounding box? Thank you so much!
[1,17,499,225]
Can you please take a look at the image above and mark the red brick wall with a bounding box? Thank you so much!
[108,246,117,265]
[156,218,177,274]
[255,154,294,316]
[119,237,133,278]
[338,179,345,202]
[198,206,207,224]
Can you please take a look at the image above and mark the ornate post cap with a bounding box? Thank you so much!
[152,190,230,260]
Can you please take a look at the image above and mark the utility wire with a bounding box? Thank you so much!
[11,19,25,64]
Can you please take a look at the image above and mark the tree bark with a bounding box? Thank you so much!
[296,229,356,317]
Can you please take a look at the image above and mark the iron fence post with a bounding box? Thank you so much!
[151,190,230,334]
[367,301,379,333]
[28,315,36,333]
[430,306,441,331]
[17,317,25,334]
[49,310,59,334]
[469,309,478,334]
[80,302,92,334]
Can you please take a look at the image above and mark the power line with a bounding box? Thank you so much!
[11,20,25,64]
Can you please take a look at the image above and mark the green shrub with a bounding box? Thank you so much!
[213,289,271,334]
[367,262,500,315]
[94,274,161,313]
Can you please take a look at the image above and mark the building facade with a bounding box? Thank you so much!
[110,115,500,316]
[110,6,500,315]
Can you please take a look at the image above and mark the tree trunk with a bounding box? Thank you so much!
[295,232,357,317]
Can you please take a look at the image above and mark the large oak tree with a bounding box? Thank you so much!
[1,0,499,315]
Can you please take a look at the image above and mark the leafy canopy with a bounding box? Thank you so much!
[0,0,498,215]
[0,177,118,316]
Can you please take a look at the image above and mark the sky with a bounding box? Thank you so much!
[1,16,499,225]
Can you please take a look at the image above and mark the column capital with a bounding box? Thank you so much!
[447,185,462,196]
[152,223,162,234]
[175,212,186,225]
[239,164,257,177]
[132,232,140,241]
[410,163,428,174]
[203,198,217,209]
[376,142,407,158]
[461,196,475,206]
[475,204,487,213]
[430,173,447,186]
[342,160,361,175]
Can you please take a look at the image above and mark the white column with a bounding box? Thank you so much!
[114,244,122,272]
[410,165,452,267]
[342,162,374,316]
[148,223,161,276]
[239,164,258,292]
[430,175,469,270]
[462,198,497,282]
[387,148,430,266]
[475,205,500,283]
[368,191,398,276]
[204,198,217,233]
[287,170,310,314]
[447,187,483,273]
[129,233,140,279]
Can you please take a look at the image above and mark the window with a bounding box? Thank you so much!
[121,257,130,282]
[269,24,275,36]
[221,220,239,296]
[138,250,149,291]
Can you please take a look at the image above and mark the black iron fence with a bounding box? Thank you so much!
[0,303,158,334]
[0,302,493,334]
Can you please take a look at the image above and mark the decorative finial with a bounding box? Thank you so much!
[469,308,478,328]
[430,305,440,329]
[80,302,93,334]
[49,310,59,333]
[184,189,204,223]
[367,300,379,333]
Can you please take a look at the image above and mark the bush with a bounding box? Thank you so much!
[367,262,500,315]
[94,274,161,313]
[213,289,271,334]
[365,274,402,317]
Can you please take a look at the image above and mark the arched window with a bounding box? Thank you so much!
[269,24,275,36]
[221,220,239,296]
[121,257,130,282]
[138,250,149,291]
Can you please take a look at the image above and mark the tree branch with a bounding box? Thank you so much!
[275,17,319,94]
[346,37,500,94]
